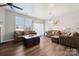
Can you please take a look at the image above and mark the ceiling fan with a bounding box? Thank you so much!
[0,3,23,10]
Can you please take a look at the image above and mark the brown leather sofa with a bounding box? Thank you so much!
[45,30,63,37]
[14,31,37,42]
[59,32,79,49]
[46,30,79,49]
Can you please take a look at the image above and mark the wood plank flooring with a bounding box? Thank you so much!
[0,36,79,56]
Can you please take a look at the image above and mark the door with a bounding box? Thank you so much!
[33,23,44,36]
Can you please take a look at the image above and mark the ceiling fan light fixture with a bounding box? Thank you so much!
[0,3,23,10]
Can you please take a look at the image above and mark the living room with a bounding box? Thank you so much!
[0,3,79,56]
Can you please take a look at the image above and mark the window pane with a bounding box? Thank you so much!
[16,17,25,31]
[25,18,32,27]
[24,18,32,31]
[15,16,32,31]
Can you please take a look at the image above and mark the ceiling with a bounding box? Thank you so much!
[0,3,79,20]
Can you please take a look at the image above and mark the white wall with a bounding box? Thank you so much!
[0,8,5,43]
[4,11,15,42]
[0,8,5,23]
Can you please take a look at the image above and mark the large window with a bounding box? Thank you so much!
[16,16,32,31]
[24,18,32,31]
[16,17,25,31]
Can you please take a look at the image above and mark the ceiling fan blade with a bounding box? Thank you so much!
[0,4,8,7]
[9,5,14,10]
[13,5,23,10]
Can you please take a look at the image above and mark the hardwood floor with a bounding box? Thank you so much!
[0,36,79,56]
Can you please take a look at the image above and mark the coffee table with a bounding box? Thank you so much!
[21,35,40,48]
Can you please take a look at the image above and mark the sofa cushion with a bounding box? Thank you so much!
[24,31,37,35]
[64,32,71,36]
[14,31,24,36]
[72,32,79,37]
[46,30,64,37]
[24,31,29,35]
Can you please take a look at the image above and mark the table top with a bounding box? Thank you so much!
[22,35,40,39]
[51,36,59,38]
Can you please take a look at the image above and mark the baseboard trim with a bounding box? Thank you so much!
[1,39,14,43]
[0,39,14,45]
